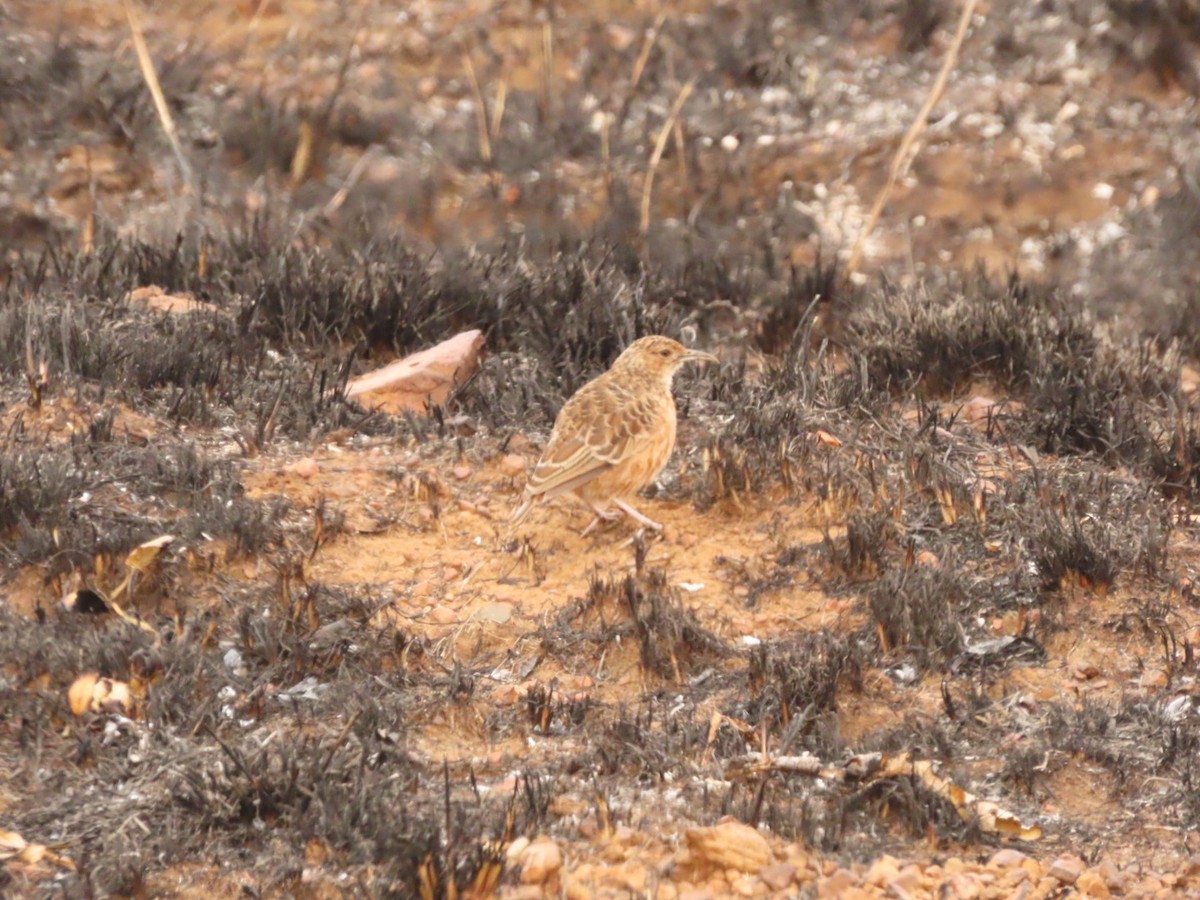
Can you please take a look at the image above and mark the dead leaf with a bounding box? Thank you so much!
[880,751,1041,840]
[125,534,175,573]
[102,536,172,642]
[0,830,28,860]
[67,673,100,715]
[0,829,75,871]
[812,430,842,447]
[67,672,136,717]
[978,801,1044,841]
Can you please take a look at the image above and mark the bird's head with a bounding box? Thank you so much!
[613,335,719,384]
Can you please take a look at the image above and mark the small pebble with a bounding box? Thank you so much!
[500,453,527,476]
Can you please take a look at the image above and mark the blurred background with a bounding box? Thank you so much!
[3,0,1198,331]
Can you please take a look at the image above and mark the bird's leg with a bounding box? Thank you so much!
[612,498,663,532]
[581,503,622,537]
[510,496,535,525]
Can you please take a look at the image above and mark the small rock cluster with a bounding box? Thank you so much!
[503,820,1199,898]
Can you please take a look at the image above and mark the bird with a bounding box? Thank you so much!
[510,335,718,536]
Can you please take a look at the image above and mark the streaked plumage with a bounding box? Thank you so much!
[511,336,717,535]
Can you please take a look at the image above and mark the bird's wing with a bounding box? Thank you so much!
[524,380,656,499]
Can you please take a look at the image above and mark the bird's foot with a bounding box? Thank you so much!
[617,526,665,551]
[613,498,663,532]
[581,506,623,537]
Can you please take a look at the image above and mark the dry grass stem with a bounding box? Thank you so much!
[462,49,493,164]
[123,0,193,187]
[321,144,381,219]
[673,118,687,194]
[845,0,981,279]
[490,78,508,140]
[600,113,612,197]
[539,20,554,123]
[618,10,669,131]
[290,119,316,185]
[631,11,668,90]
[640,78,696,235]
[296,27,362,187]
[82,146,96,254]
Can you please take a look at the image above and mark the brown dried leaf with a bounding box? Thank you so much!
[67,672,135,717]
[813,430,843,447]
[125,534,175,573]
[935,485,957,525]
[67,673,100,716]
[879,751,1040,840]
[0,829,76,871]
[0,830,28,860]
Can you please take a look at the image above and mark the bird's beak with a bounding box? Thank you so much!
[683,349,719,365]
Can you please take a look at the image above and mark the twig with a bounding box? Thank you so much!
[288,143,380,242]
[318,710,362,778]
[123,0,193,187]
[292,25,362,186]
[321,144,380,218]
[844,0,981,279]
[639,78,696,235]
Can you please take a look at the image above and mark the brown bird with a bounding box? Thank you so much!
[511,336,718,535]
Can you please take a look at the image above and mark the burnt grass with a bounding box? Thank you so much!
[2,231,1200,895]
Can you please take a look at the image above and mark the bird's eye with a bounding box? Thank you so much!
[659,349,671,358]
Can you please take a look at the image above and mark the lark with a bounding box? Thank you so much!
[510,336,718,535]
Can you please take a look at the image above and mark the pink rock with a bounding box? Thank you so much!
[865,856,900,886]
[818,869,859,898]
[427,605,457,625]
[346,330,484,414]
[685,821,770,872]
[520,838,563,884]
[759,862,796,890]
[989,849,1029,868]
[491,685,521,706]
[285,457,320,479]
[475,602,513,625]
[961,395,1000,425]
[126,285,229,317]
[499,453,527,476]
[1048,855,1084,884]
